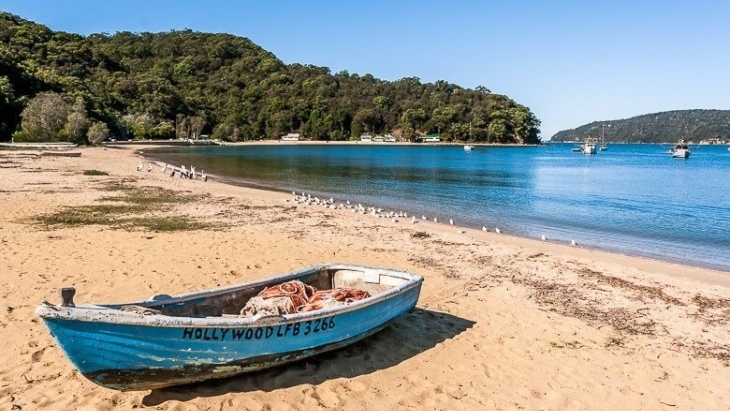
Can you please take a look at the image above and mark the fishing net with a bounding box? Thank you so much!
[240,280,370,317]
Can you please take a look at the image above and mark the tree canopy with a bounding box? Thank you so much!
[0,13,541,144]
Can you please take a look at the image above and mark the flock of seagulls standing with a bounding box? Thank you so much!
[137,160,208,182]
[285,191,580,246]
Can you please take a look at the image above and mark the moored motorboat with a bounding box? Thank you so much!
[36,263,424,391]
[669,139,691,158]
[581,138,598,155]
[464,144,473,152]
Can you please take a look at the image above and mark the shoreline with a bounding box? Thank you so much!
[137,143,729,275]
[2,145,729,410]
[100,138,541,147]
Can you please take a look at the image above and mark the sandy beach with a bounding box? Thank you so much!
[1,145,729,411]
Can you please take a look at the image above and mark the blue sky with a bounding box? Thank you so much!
[1,0,728,139]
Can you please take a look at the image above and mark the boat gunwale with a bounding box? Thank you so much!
[36,263,424,328]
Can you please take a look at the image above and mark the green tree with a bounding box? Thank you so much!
[352,108,380,137]
[128,113,155,140]
[150,122,175,139]
[18,91,68,142]
[430,106,456,137]
[189,115,206,139]
[64,97,88,144]
[488,118,508,143]
[87,121,109,145]
[211,123,234,141]
[399,108,426,138]
[0,76,18,138]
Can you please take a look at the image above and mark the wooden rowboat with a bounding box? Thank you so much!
[36,263,423,391]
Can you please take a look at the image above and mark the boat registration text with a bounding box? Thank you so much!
[181,317,336,341]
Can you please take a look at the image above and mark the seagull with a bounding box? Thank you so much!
[411,216,417,224]
[541,235,547,241]
[495,227,501,234]
[482,226,488,232]
[433,217,438,223]
[449,219,454,225]
[571,240,577,246]
[201,170,208,182]
[422,215,427,220]
[136,161,143,171]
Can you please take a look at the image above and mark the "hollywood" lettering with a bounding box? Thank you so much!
[181,317,336,341]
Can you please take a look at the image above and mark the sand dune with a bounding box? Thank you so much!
[0,145,728,411]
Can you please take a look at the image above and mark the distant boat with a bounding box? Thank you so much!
[669,140,691,159]
[599,125,609,151]
[36,263,424,391]
[581,138,598,155]
[464,144,473,152]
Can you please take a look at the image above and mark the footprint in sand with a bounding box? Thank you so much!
[31,347,46,363]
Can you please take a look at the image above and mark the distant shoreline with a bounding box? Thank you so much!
[101,139,541,148]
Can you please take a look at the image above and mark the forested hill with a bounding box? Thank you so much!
[550,110,730,143]
[0,13,540,144]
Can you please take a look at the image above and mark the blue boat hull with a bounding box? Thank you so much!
[38,264,423,391]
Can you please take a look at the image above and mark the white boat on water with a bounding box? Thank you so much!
[581,138,598,155]
[669,140,690,159]
[464,145,473,152]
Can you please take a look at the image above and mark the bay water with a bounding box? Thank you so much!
[148,143,730,272]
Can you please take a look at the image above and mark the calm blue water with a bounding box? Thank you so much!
[148,143,730,272]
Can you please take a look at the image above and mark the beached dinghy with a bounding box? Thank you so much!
[36,263,423,391]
